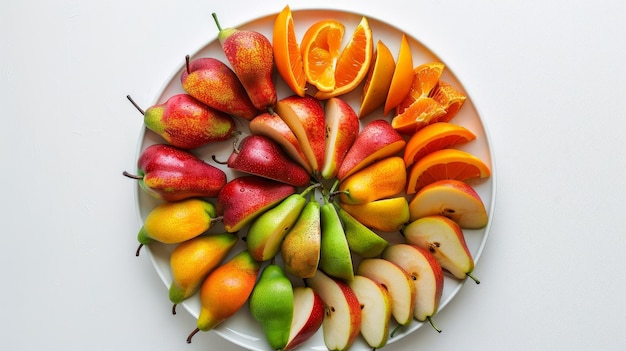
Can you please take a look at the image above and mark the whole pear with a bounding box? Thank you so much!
[127,94,236,149]
[221,134,311,187]
[180,56,259,120]
[319,199,354,281]
[213,13,277,112]
[123,144,227,202]
[187,250,260,343]
[337,156,406,205]
[281,199,322,279]
[168,233,238,314]
[136,198,221,256]
[216,175,295,233]
[249,264,294,350]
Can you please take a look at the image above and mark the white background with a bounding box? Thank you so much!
[2,0,625,350]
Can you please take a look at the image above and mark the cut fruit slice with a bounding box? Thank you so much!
[300,19,345,92]
[273,5,306,96]
[391,96,447,135]
[407,62,445,98]
[403,122,476,167]
[431,81,467,122]
[406,148,491,194]
[358,40,395,118]
[383,34,413,115]
[315,17,374,100]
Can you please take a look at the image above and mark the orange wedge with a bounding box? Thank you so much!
[315,17,374,100]
[406,148,491,194]
[383,34,413,115]
[403,122,476,167]
[273,5,306,96]
[431,81,467,122]
[391,96,447,134]
[358,40,395,118]
[409,62,445,98]
[300,19,345,93]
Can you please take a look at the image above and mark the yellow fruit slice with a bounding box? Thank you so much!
[315,17,374,100]
[406,148,491,194]
[358,40,395,118]
[403,122,476,167]
[383,34,413,115]
[273,5,306,96]
[300,19,345,92]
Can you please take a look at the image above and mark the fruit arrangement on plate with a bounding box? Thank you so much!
[124,5,494,351]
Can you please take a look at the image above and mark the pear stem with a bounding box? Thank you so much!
[301,182,322,198]
[122,171,143,180]
[172,304,177,315]
[135,243,144,257]
[212,12,222,32]
[390,323,404,337]
[186,328,200,343]
[211,154,227,165]
[466,272,481,284]
[427,316,442,333]
[185,54,190,74]
[126,95,145,115]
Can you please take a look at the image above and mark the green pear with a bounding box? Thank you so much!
[168,233,238,314]
[246,183,320,261]
[249,264,294,350]
[281,199,322,279]
[337,206,388,258]
[319,199,354,281]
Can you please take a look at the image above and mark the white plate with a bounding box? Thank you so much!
[132,8,496,351]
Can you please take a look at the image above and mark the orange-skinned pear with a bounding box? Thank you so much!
[337,156,406,205]
[339,196,410,232]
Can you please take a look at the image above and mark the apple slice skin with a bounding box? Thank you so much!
[408,179,488,229]
[305,270,362,351]
[284,287,325,351]
[382,243,444,321]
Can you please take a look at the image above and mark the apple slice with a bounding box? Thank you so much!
[382,244,444,329]
[403,215,479,283]
[348,275,392,349]
[249,112,312,173]
[336,119,406,180]
[321,97,359,179]
[408,179,488,229]
[305,270,361,351]
[275,95,326,178]
[356,258,416,326]
[284,286,325,351]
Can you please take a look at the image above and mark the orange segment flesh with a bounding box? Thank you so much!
[403,122,476,167]
[301,19,345,92]
[358,40,395,118]
[391,96,447,135]
[315,17,373,100]
[431,81,467,123]
[273,5,306,96]
[406,148,491,194]
[383,34,413,115]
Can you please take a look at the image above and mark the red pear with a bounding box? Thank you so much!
[216,176,295,233]
[123,144,227,202]
[220,135,311,187]
[180,56,259,120]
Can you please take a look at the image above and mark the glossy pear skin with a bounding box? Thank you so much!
[191,250,260,336]
[274,95,326,177]
[284,286,325,351]
[168,233,238,308]
[246,192,308,262]
[338,207,388,258]
[135,94,236,149]
[213,13,277,112]
[137,198,218,248]
[180,56,258,120]
[226,134,311,187]
[128,144,227,202]
[249,112,312,173]
[339,196,410,232]
[337,119,406,180]
[249,265,294,350]
[281,200,322,279]
[338,156,407,205]
[321,97,359,179]
[216,176,295,233]
[319,202,354,281]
